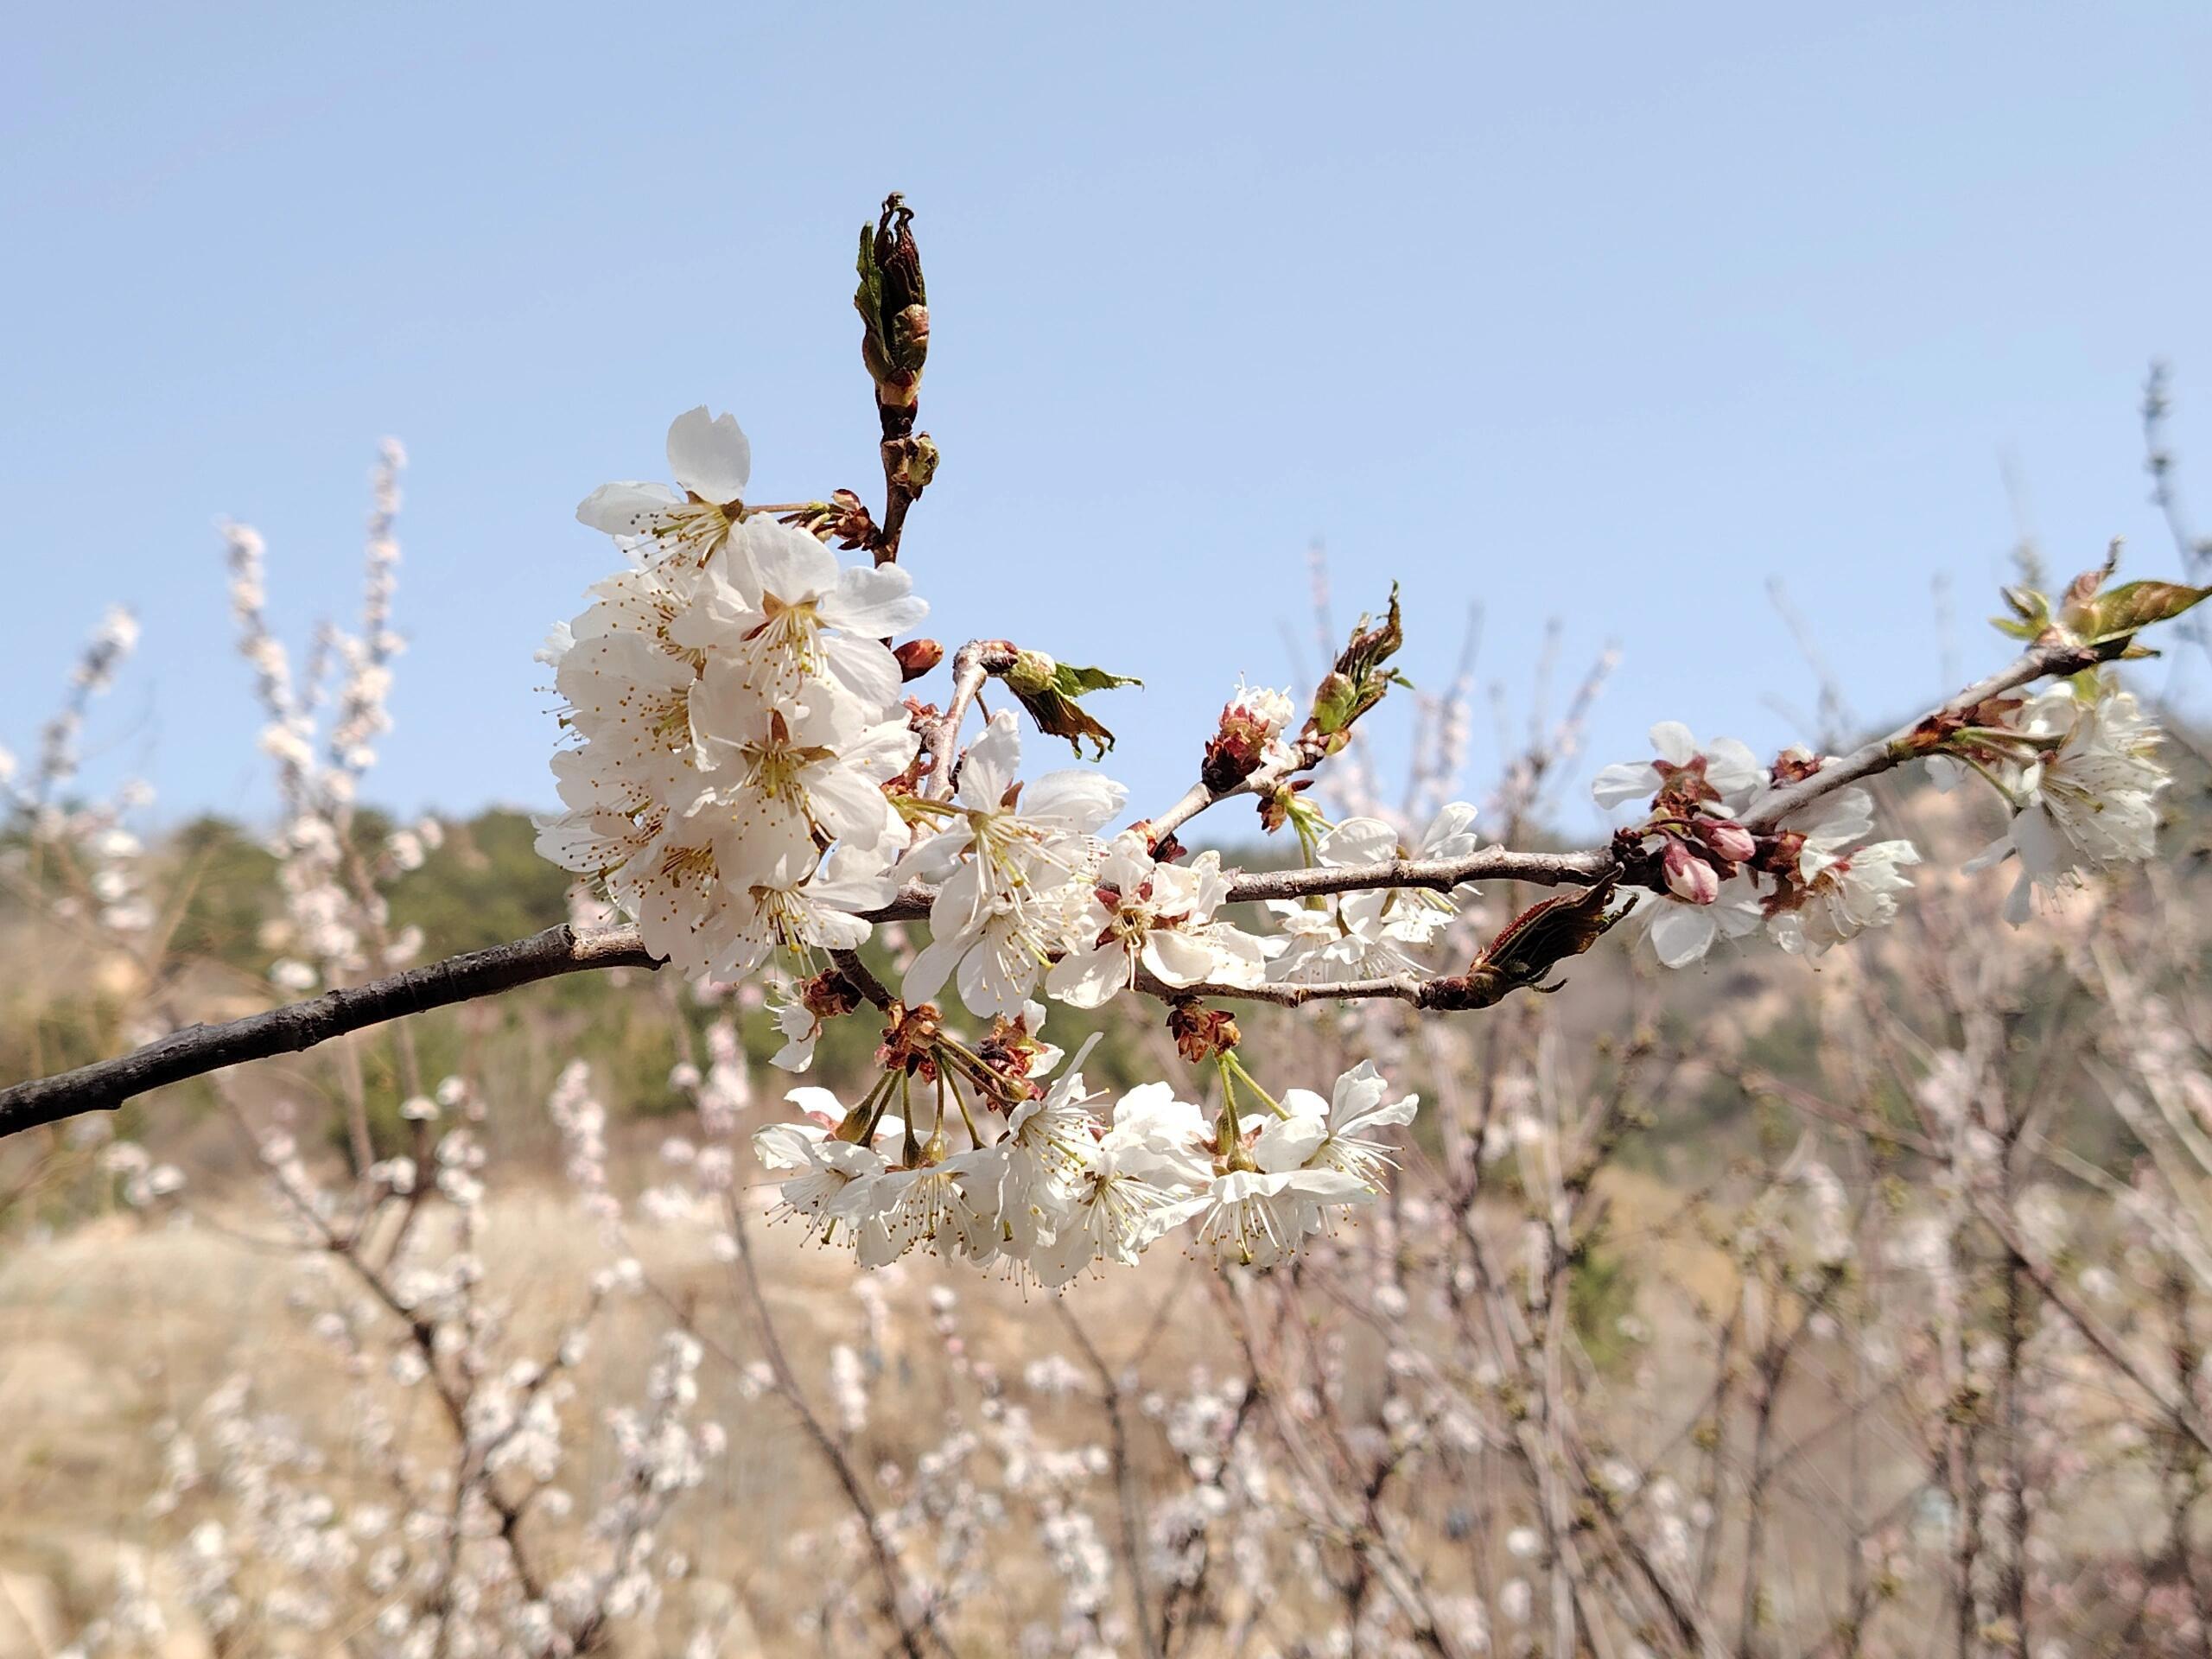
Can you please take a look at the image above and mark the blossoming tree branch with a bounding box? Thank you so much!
[3,194,2205,1283]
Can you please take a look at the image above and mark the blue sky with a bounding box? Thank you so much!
[5,3,2209,835]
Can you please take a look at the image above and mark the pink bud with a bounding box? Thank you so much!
[1662,840,1720,906]
[1698,818,1758,864]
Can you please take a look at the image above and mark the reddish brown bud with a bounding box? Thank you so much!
[799,969,863,1022]
[1768,746,1824,785]
[894,639,944,681]
[1167,1000,1241,1064]
[1200,697,1284,793]
[876,1001,944,1077]
[1694,817,1758,864]
[975,1009,1053,1106]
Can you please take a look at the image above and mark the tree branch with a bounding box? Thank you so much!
[0,639,2100,1141]
[1738,643,2087,834]
[0,924,658,1138]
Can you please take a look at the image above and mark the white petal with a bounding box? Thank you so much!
[741,518,839,604]
[1142,929,1225,987]
[1023,772,1128,835]
[1648,721,1697,765]
[1320,817,1400,868]
[1702,737,1763,797]
[1046,941,1128,1008]
[826,637,904,711]
[664,406,752,505]
[903,931,966,1007]
[1648,903,1717,968]
[957,711,1022,808]
[577,480,679,536]
[827,564,930,638]
[1591,762,1661,809]
[1252,1116,1327,1173]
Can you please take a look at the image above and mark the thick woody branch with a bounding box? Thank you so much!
[0,641,2103,1140]
[1135,966,1425,1007]
[0,925,660,1139]
[1224,846,1613,903]
[0,843,1590,1135]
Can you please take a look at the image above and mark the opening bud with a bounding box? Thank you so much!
[1695,817,1758,864]
[894,639,944,682]
[1662,840,1720,906]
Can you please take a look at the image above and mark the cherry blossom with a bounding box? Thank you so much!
[575,405,755,567]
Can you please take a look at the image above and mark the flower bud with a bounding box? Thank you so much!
[882,432,938,493]
[1005,649,1059,696]
[1201,683,1293,793]
[1168,1000,1242,1064]
[855,194,929,424]
[894,639,944,682]
[1769,746,1822,785]
[1662,840,1720,905]
[1696,817,1758,864]
[799,969,864,1021]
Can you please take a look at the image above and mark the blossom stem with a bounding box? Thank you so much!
[946,1070,983,1148]
[1952,753,2025,812]
[1213,1059,1242,1159]
[1223,1052,1291,1120]
[855,1069,900,1147]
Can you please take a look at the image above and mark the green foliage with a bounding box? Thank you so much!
[387,810,572,957]
[1000,651,1141,760]
[161,816,279,967]
[1568,1228,1640,1377]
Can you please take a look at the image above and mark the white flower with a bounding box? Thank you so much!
[686,668,916,876]
[553,624,701,804]
[576,407,754,567]
[671,517,925,709]
[753,1128,886,1235]
[836,1151,1003,1268]
[1770,839,1921,955]
[1187,1166,1371,1268]
[1267,803,1480,983]
[702,842,900,980]
[995,1052,1109,1255]
[1967,684,2167,925]
[1787,787,1875,882]
[607,811,765,975]
[1640,875,1764,969]
[533,746,668,880]
[1046,836,1267,1007]
[901,712,1125,1015]
[1592,722,1764,814]
[1028,1120,1208,1288]
[1269,1062,1420,1190]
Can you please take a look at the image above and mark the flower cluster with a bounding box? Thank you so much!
[538,408,927,979]
[1596,671,2175,969]
[530,399,2200,1291]
[1264,805,1478,984]
[1949,676,2170,924]
[752,1044,1418,1281]
[1596,721,1923,967]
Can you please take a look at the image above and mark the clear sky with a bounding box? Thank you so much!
[5,3,2209,834]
